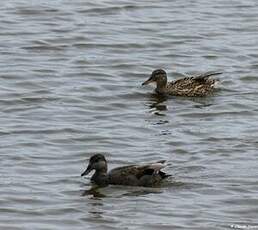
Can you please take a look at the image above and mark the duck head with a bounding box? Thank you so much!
[142,69,167,86]
[81,154,107,176]
[142,69,168,93]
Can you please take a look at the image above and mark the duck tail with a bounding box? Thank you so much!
[159,171,172,179]
[149,160,167,171]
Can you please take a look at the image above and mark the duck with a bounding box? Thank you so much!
[81,154,170,187]
[142,69,222,97]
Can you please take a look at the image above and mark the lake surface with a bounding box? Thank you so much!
[1,0,258,229]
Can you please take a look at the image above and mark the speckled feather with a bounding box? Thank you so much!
[167,72,220,97]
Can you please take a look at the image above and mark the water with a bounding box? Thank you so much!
[1,0,258,229]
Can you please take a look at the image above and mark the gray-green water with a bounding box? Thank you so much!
[1,0,258,229]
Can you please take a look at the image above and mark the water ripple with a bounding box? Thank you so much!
[1,0,258,229]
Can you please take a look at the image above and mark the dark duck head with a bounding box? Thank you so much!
[142,69,168,94]
[81,154,109,187]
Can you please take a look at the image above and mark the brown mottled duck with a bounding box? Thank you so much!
[81,154,170,187]
[142,69,222,97]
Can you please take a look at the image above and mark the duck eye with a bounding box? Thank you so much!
[93,158,100,163]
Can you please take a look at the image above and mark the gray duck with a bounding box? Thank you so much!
[81,154,170,187]
[142,69,222,97]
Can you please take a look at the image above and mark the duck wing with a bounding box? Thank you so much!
[108,161,170,186]
[167,71,222,96]
[191,71,222,82]
[108,165,144,186]
[172,71,222,84]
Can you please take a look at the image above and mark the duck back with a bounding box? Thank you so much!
[167,71,222,97]
[108,164,169,187]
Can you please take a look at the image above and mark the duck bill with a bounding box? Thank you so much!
[142,78,153,86]
[81,164,92,176]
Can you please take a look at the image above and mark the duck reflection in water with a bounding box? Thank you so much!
[81,184,166,198]
[145,86,217,113]
[81,186,107,198]
[147,93,168,116]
